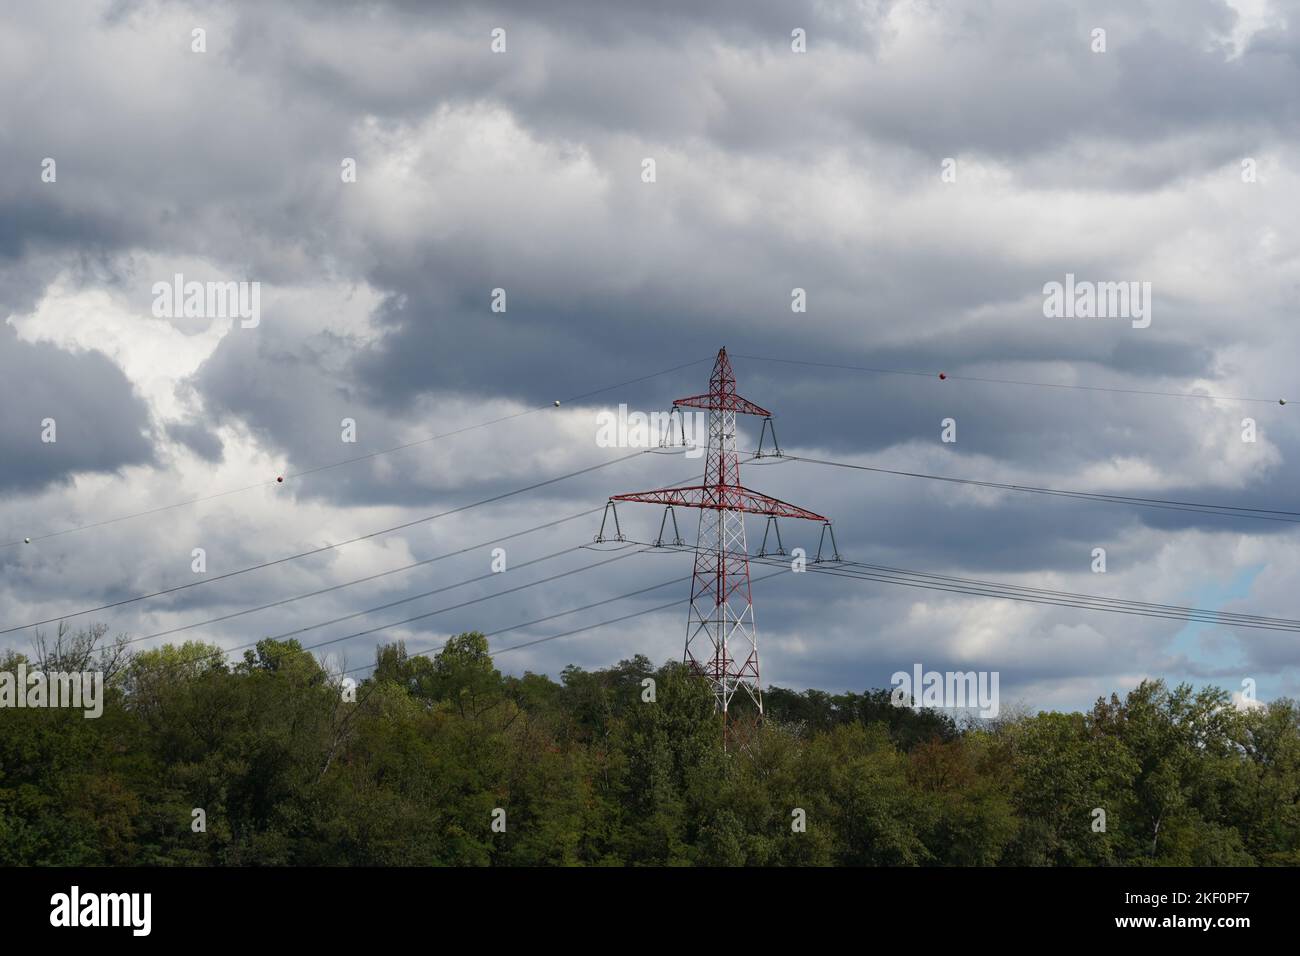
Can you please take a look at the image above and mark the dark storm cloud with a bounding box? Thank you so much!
[166,420,224,462]
[236,0,1300,169]
[0,322,155,492]
[6,0,1290,431]
[0,196,128,261]
[2,0,1299,705]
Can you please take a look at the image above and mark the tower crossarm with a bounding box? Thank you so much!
[672,393,772,417]
[611,485,826,522]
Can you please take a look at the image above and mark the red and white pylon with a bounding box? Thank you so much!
[609,347,832,720]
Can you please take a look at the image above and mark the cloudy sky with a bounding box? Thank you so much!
[3,0,1299,713]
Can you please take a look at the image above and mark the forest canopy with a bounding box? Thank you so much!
[1,625,1297,866]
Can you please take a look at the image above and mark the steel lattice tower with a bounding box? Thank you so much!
[609,348,831,720]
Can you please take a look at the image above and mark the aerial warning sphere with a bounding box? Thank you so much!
[24,537,31,544]
[276,476,284,483]
[938,372,947,381]
[1280,399,1287,406]
[553,400,561,407]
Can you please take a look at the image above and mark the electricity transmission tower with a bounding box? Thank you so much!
[604,347,836,724]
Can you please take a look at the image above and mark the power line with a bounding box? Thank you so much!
[339,567,702,676]
[734,353,1290,406]
[120,508,604,647]
[262,546,642,648]
[132,544,654,681]
[832,559,1298,628]
[777,453,1300,524]
[632,540,1300,632]
[1,449,650,635]
[490,598,688,657]
[110,462,705,652]
[782,559,1300,632]
[340,567,790,676]
[2,355,712,549]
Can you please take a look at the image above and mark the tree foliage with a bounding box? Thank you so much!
[2,627,1297,866]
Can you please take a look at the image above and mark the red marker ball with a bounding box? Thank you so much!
[277,476,284,483]
[938,372,947,380]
